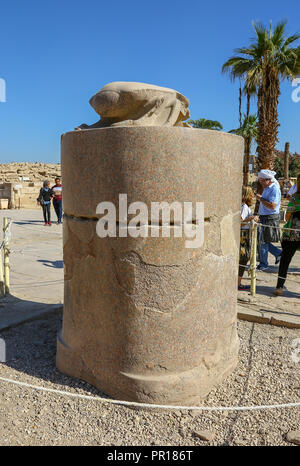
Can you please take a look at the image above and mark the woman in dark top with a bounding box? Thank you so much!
[37,180,53,226]
[273,174,300,296]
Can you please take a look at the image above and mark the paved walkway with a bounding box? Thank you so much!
[238,242,300,327]
[0,208,63,330]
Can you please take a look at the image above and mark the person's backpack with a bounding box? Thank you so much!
[37,188,44,205]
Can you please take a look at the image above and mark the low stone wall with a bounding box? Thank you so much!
[0,163,61,209]
[0,181,42,209]
[0,183,13,208]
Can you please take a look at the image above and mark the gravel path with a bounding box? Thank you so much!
[0,314,299,446]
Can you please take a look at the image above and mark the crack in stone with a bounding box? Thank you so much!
[64,213,99,221]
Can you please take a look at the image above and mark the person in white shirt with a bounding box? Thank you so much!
[238,186,259,290]
[51,177,63,224]
[287,183,297,200]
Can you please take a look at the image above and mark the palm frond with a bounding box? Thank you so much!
[271,19,287,47]
[282,33,300,48]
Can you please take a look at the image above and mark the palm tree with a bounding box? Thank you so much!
[188,118,223,130]
[222,20,300,171]
[229,114,258,186]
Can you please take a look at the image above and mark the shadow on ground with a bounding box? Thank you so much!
[0,306,108,398]
[259,266,300,274]
[37,259,64,268]
[12,220,45,225]
[255,285,300,299]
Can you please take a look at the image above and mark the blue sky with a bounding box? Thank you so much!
[0,0,300,162]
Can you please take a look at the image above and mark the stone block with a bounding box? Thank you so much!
[57,126,243,404]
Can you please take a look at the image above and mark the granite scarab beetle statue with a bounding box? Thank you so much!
[75,81,191,129]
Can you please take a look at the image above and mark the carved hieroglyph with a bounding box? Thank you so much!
[75,81,190,129]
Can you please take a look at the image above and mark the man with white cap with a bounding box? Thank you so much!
[256,169,282,271]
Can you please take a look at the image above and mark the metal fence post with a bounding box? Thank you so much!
[0,243,4,297]
[250,220,257,296]
[3,218,11,295]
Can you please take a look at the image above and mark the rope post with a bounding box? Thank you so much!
[0,242,4,297]
[250,220,257,296]
[3,218,11,295]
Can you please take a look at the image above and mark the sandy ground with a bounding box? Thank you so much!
[0,315,299,446]
[0,209,299,446]
[0,208,63,306]
[238,241,300,318]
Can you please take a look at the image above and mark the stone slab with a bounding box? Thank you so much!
[237,305,300,328]
[57,126,244,404]
[61,126,244,220]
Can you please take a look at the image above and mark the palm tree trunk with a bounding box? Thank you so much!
[254,68,280,213]
[246,92,250,120]
[256,65,280,170]
[284,142,290,179]
[239,85,242,126]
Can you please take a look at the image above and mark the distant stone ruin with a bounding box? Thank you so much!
[0,163,61,209]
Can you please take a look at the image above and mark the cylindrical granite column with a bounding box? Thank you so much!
[56,126,244,404]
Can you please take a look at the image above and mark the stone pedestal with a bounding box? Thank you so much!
[56,126,244,404]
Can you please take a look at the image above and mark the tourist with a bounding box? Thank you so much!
[37,180,52,226]
[51,177,63,224]
[286,181,297,200]
[273,174,300,296]
[282,179,292,198]
[256,170,282,271]
[238,186,259,290]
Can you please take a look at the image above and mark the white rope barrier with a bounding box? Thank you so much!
[9,218,300,232]
[0,375,299,412]
[257,222,300,232]
[0,219,12,250]
[238,262,299,283]
[3,218,299,289]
